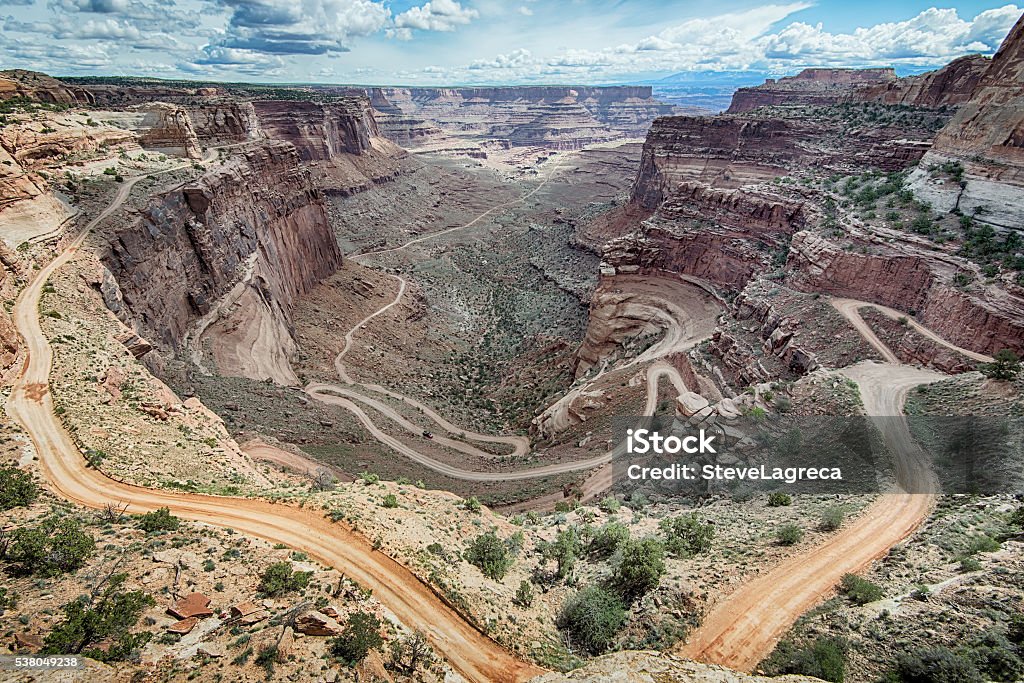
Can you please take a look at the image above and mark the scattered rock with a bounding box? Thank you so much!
[168,592,214,620]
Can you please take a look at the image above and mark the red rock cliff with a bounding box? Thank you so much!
[100,140,341,352]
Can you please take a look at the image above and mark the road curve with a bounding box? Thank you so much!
[4,168,544,683]
[679,344,947,668]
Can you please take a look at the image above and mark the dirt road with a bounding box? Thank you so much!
[4,165,544,683]
[831,297,993,364]
[679,355,946,668]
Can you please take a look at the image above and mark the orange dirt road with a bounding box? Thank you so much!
[678,358,945,670]
[4,168,544,683]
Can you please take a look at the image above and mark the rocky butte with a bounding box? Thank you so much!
[907,15,1024,228]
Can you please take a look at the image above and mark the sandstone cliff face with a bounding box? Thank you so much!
[250,98,407,195]
[907,14,1024,228]
[101,141,341,383]
[0,69,88,105]
[189,101,262,142]
[606,183,807,289]
[136,103,202,160]
[727,68,897,113]
[786,231,1024,355]
[852,55,989,108]
[0,242,21,372]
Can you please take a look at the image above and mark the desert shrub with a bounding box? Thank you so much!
[776,523,804,546]
[330,611,384,666]
[767,491,792,507]
[381,494,398,508]
[465,530,512,580]
[589,521,630,559]
[41,573,154,661]
[258,562,310,596]
[609,537,665,602]
[538,527,582,580]
[463,496,481,513]
[820,506,845,531]
[514,580,534,607]
[598,496,620,513]
[967,631,1024,682]
[658,513,714,558]
[137,507,179,532]
[840,573,883,605]
[556,585,626,655]
[979,350,1020,381]
[6,517,94,576]
[0,467,37,510]
[888,646,982,683]
[966,534,1001,555]
[763,637,847,683]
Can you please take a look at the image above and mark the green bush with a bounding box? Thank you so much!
[463,496,482,513]
[137,507,179,532]
[588,521,630,559]
[966,534,1001,555]
[979,350,1021,381]
[776,523,804,546]
[763,637,848,683]
[768,492,792,507]
[820,506,845,531]
[658,513,714,558]
[609,537,665,602]
[1010,506,1024,529]
[539,527,582,580]
[598,496,620,514]
[464,531,513,580]
[6,517,94,576]
[967,631,1024,682]
[330,611,384,666]
[556,585,626,655]
[889,646,982,683]
[514,580,534,607]
[258,562,311,597]
[41,573,154,661]
[0,467,37,510]
[381,494,398,509]
[839,573,883,605]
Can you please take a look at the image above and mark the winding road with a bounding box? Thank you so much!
[678,297,984,672]
[4,162,544,683]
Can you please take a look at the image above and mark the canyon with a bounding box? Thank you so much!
[1,11,1023,683]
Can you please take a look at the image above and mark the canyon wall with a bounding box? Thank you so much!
[100,140,342,383]
[907,14,1024,228]
[629,114,928,211]
[727,68,897,113]
[786,231,1024,356]
[371,85,678,149]
[189,101,262,142]
[249,98,407,195]
[606,183,807,289]
[851,55,989,108]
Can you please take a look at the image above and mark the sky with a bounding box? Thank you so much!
[0,1,1021,85]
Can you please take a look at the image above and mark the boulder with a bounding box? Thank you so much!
[168,617,199,635]
[169,592,214,620]
[294,610,344,636]
[676,391,709,417]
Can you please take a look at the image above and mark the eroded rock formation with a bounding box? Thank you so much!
[852,55,990,108]
[786,231,1024,356]
[727,68,897,113]
[136,104,202,160]
[100,140,342,384]
[370,86,678,150]
[907,14,1024,228]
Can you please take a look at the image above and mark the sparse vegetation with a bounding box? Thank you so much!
[5,517,94,576]
[258,561,311,596]
[0,467,37,510]
[768,491,792,507]
[464,530,513,580]
[608,537,665,602]
[557,585,626,655]
[330,611,384,666]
